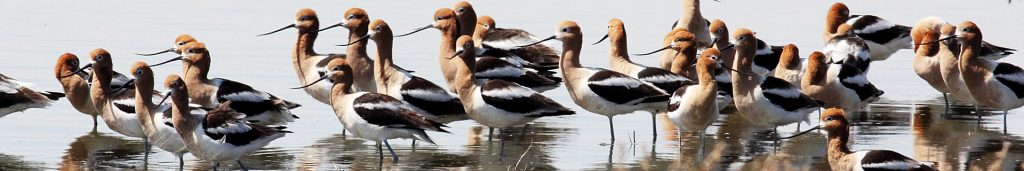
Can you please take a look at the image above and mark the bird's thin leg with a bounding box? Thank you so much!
[384,140,398,163]
[608,116,616,142]
[236,160,248,171]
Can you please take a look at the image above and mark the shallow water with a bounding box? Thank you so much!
[1,0,1023,170]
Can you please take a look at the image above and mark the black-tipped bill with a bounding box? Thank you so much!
[105,79,135,95]
[257,24,297,37]
[777,125,820,140]
[634,45,672,56]
[291,74,331,89]
[447,50,464,59]
[592,34,610,45]
[154,91,173,109]
[318,22,344,32]
[517,35,556,48]
[337,34,371,46]
[151,56,183,67]
[135,48,175,56]
[718,44,735,51]
[917,35,956,45]
[61,63,92,78]
[394,24,433,37]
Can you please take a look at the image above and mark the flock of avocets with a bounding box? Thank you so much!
[0,1,1019,170]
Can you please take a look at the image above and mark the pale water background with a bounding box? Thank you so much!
[0,0,1023,170]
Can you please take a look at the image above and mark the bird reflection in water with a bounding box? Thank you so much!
[61,130,145,170]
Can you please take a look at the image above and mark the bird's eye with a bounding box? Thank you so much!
[436,17,442,21]
[739,36,746,40]
[96,55,104,60]
[458,7,465,13]
[676,38,684,42]
[70,60,79,65]
[332,66,342,71]
[962,28,970,32]
[347,15,355,19]
[711,56,718,60]
[177,42,185,46]
[135,69,143,76]
[561,28,569,32]
[375,26,382,31]
[483,24,489,28]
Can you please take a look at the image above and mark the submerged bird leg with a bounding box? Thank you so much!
[677,129,683,146]
[499,128,506,157]
[651,113,658,140]
[384,140,398,163]
[236,160,248,171]
[177,154,184,168]
[488,127,494,141]
[608,116,616,142]
[943,93,950,110]
[520,124,530,137]
[377,142,384,162]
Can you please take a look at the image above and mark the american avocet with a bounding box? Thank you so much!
[774,44,802,86]
[937,24,978,107]
[127,61,187,166]
[725,28,820,128]
[396,8,558,92]
[824,2,911,61]
[521,21,669,141]
[451,35,573,150]
[163,75,290,170]
[454,1,476,37]
[709,19,734,68]
[363,19,468,123]
[708,20,736,111]
[659,28,690,69]
[295,58,448,163]
[394,8,462,92]
[152,42,299,125]
[318,7,376,93]
[802,51,883,111]
[67,49,148,139]
[135,34,197,56]
[942,26,1017,61]
[667,48,720,145]
[950,21,1024,115]
[257,8,342,104]
[803,108,936,171]
[911,17,951,107]
[596,18,691,93]
[455,1,560,72]
[671,0,711,46]
[54,53,99,125]
[0,74,63,117]
[824,24,872,73]
[470,15,561,72]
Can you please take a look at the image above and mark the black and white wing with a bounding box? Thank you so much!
[202,102,290,146]
[837,63,884,101]
[993,62,1024,98]
[824,35,872,72]
[760,77,821,112]
[482,28,561,65]
[352,93,448,132]
[636,67,691,93]
[474,57,560,91]
[400,76,467,117]
[847,15,912,47]
[980,41,1016,60]
[855,150,934,170]
[752,39,783,74]
[479,80,574,117]
[212,78,299,119]
[587,69,670,105]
